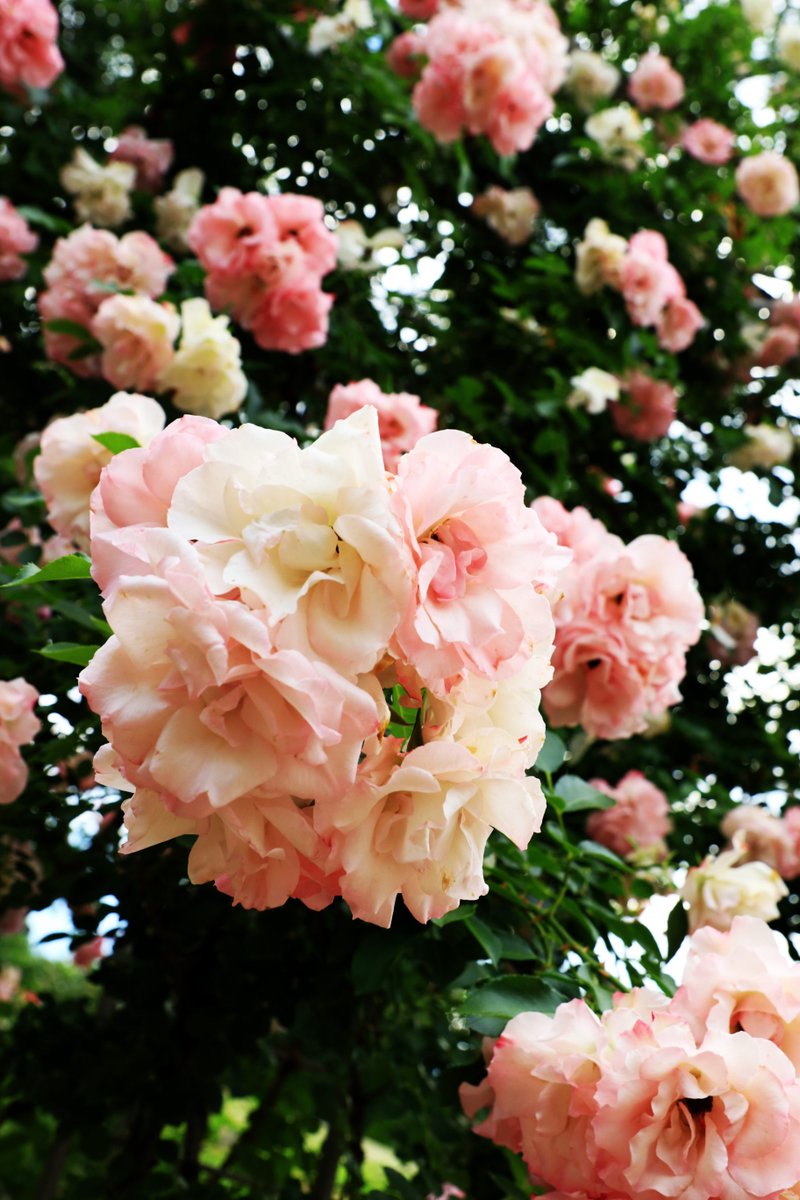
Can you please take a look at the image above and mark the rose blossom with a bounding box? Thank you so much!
[154,168,205,252]
[324,378,438,470]
[736,152,800,218]
[187,189,337,353]
[584,104,644,170]
[682,118,736,165]
[594,1017,800,1200]
[566,367,620,415]
[316,734,545,926]
[0,0,64,94]
[620,230,685,328]
[565,49,620,112]
[0,199,38,281]
[156,298,247,419]
[611,372,677,441]
[399,0,438,17]
[706,598,759,667]
[165,406,411,676]
[727,423,795,470]
[741,0,778,33]
[34,392,166,549]
[586,770,671,861]
[92,294,179,392]
[657,295,705,352]
[386,30,426,78]
[39,226,173,374]
[628,51,684,111]
[390,429,563,690]
[721,806,800,880]
[472,186,540,245]
[778,15,800,71]
[307,0,373,55]
[536,500,702,740]
[574,218,628,294]
[109,126,174,192]
[680,834,789,933]
[0,679,40,806]
[757,323,800,367]
[673,916,800,1070]
[60,148,136,229]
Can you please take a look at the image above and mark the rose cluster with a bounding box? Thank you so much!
[461,917,800,1200]
[389,0,569,156]
[533,498,703,741]
[576,219,705,353]
[187,188,337,353]
[722,803,800,881]
[78,405,565,927]
[0,0,63,96]
[586,769,671,863]
[59,128,174,229]
[38,225,174,376]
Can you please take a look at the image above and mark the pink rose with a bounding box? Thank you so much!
[460,1000,604,1192]
[620,232,685,328]
[248,276,334,353]
[187,189,337,353]
[682,118,736,165]
[391,430,563,690]
[628,52,685,111]
[594,1017,800,1200]
[79,547,381,816]
[673,916,800,1071]
[531,497,621,570]
[324,379,438,469]
[0,678,40,805]
[721,806,800,880]
[771,297,800,331]
[399,0,438,17]
[736,152,800,218]
[413,54,470,144]
[537,501,703,740]
[109,126,174,193]
[34,392,166,549]
[586,770,671,861]
[611,372,677,441]
[0,198,38,281]
[317,736,544,926]
[92,294,179,392]
[472,185,540,245]
[757,323,800,367]
[386,30,426,78]
[657,295,705,352]
[0,0,64,94]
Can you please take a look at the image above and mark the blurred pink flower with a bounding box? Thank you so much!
[682,118,736,165]
[110,126,174,192]
[324,379,437,469]
[0,198,37,281]
[736,152,800,217]
[628,51,684,111]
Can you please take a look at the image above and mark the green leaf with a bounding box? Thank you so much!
[666,898,689,961]
[464,916,502,965]
[92,432,141,454]
[536,730,566,774]
[37,643,99,668]
[462,975,563,1035]
[16,205,71,234]
[432,903,478,927]
[555,775,615,813]
[43,319,101,348]
[2,554,92,588]
[577,839,628,868]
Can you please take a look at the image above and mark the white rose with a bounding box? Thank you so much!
[567,367,621,414]
[778,16,800,70]
[60,148,136,229]
[154,168,205,252]
[574,217,629,295]
[727,423,795,470]
[680,833,788,933]
[157,298,247,420]
[585,104,645,171]
[308,0,373,54]
[565,50,621,112]
[741,0,778,32]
